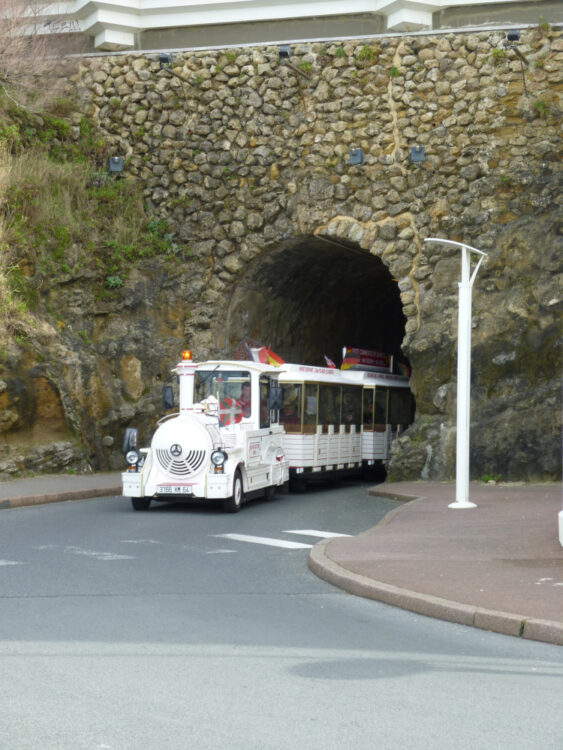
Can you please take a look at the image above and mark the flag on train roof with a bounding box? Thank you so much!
[398,360,411,377]
[265,347,284,366]
[324,355,336,369]
[246,345,284,367]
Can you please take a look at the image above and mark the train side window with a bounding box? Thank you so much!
[374,388,387,432]
[389,388,411,428]
[363,388,374,431]
[303,383,318,434]
[319,384,341,433]
[280,383,303,433]
[259,376,271,429]
[342,386,362,432]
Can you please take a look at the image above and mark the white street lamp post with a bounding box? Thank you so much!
[424,238,488,509]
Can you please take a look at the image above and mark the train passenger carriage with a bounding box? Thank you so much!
[347,368,414,476]
[278,365,363,492]
[278,364,412,491]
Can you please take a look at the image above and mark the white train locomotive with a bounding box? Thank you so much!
[122,351,413,511]
[122,351,288,511]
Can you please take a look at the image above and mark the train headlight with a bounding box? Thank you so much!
[125,449,140,469]
[211,449,227,473]
[211,449,227,466]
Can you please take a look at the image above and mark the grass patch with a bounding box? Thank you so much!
[358,45,378,64]
[0,98,189,343]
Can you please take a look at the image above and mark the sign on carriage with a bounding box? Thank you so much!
[341,347,393,372]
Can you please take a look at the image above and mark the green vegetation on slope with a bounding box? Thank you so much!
[0,96,188,344]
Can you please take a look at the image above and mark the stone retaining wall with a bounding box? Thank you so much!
[2,27,561,479]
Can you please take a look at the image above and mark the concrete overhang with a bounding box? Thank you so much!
[46,0,554,50]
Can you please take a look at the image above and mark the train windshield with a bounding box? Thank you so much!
[195,370,252,416]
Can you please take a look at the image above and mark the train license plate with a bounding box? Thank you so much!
[157,485,192,495]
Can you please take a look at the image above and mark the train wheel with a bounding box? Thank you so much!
[289,476,306,493]
[131,497,151,511]
[223,470,244,513]
[362,463,386,483]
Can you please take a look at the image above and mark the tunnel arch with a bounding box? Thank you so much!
[224,233,408,368]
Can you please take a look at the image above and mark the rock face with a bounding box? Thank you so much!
[1,29,561,480]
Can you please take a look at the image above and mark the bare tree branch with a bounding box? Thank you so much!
[0,1,86,109]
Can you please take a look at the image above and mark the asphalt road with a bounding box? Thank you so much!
[1,480,562,750]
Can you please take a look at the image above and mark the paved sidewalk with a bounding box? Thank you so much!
[0,472,122,508]
[309,481,563,646]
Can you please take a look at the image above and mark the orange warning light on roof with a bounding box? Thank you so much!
[181,350,192,361]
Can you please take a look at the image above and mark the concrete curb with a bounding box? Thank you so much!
[366,487,423,504]
[308,539,563,646]
[0,487,122,510]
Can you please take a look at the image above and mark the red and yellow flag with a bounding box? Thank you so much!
[247,345,284,367]
[265,347,284,367]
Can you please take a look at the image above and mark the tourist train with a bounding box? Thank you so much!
[121,350,413,511]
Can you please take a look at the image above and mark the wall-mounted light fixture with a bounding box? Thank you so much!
[278,45,290,59]
[108,156,124,175]
[348,148,364,165]
[409,146,425,164]
[505,30,529,65]
[159,52,172,68]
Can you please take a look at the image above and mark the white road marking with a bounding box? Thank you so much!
[284,529,352,539]
[120,539,163,545]
[213,533,312,549]
[64,546,136,561]
[206,549,237,554]
[0,560,24,566]
[34,544,135,561]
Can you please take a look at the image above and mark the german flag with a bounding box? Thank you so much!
[340,356,360,370]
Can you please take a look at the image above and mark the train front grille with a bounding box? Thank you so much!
[155,448,207,477]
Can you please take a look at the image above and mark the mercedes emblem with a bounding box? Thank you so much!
[170,443,182,457]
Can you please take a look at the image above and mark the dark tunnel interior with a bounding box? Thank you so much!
[225,236,407,368]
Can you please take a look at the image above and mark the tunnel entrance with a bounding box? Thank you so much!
[225,235,407,368]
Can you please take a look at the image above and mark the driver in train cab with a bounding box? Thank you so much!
[237,382,251,418]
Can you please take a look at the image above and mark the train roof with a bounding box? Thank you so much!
[192,359,282,375]
[278,363,356,385]
[279,363,410,387]
[190,359,410,387]
[342,368,410,388]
